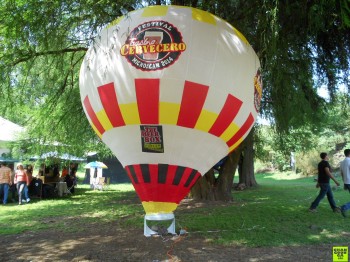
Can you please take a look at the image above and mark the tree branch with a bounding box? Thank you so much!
[11,47,88,67]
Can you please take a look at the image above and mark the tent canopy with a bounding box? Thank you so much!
[30,151,86,162]
[0,116,24,142]
[0,156,19,163]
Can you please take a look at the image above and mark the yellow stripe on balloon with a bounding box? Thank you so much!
[106,16,124,29]
[192,8,216,25]
[232,27,249,45]
[229,137,244,152]
[195,109,217,132]
[220,122,240,142]
[142,201,178,214]
[91,123,102,138]
[159,102,180,125]
[119,103,141,125]
[142,5,169,17]
[96,110,113,131]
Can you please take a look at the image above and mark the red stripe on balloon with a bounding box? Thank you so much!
[227,113,255,148]
[184,170,201,188]
[209,94,243,136]
[147,164,160,201]
[125,164,201,204]
[135,78,160,124]
[139,164,150,183]
[98,82,125,127]
[148,164,158,181]
[166,165,178,185]
[178,168,193,187]
[83,96,105,135]
[133,165,143,183]
[177,81,209,128]
[127,164,152,201]
[125,166,138,184]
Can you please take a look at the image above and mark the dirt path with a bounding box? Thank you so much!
[0,220,340,262]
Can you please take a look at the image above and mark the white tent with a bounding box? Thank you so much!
[0,116,23,142]
[37,152,86,161]
[0,116,24,156]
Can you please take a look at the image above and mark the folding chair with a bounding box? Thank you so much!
[95,177,106,191]
[104,177,110,190]
[64,174,76,194]
[66,183,74,195]
[54,182,71,197]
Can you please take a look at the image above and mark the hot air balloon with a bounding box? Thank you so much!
[79,5,262,236]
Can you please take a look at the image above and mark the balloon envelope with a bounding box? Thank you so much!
[79,6,262,215]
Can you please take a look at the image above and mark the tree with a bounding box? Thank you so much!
[238,129,257,188]
[1,1,350,200]
[191,144,243,201]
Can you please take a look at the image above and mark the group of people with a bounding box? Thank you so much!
[309,149,350,217]
[0,162,32,205]
[0,162,78,205]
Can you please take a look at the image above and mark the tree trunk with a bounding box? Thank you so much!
[190,144,243,201]
[190,168,216,201]
[214,148,242,200]
[190,128,258,200]
[238,129,257,188]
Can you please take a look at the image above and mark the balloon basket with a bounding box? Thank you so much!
[144,213,176,237]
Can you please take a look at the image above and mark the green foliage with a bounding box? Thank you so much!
[253,124,273,163]
[340,0,350,27]
[255,123,320,171]
[255,0,350,131]
[295,149,320,176]
[0,0,142,158]
[323,93,350,139]
[256,90,350,173]
[0,1,350,161]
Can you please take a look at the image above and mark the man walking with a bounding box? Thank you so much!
[0,162,12,204]
[339,149,350,217]
[309,152,341,212]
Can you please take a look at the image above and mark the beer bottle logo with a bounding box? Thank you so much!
[120,20,186,71]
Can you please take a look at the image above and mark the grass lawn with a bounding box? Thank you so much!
[0,171,349,247]
[179,172,349,247]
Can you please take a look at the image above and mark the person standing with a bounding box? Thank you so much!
[339,148,350,217]
[23,164,33,198]
[61,166,68,178]
[67,163,77,193]
[14,163,30,205]
[309,152,341,212]
[0,162,12,204]
[10,168,17,202]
